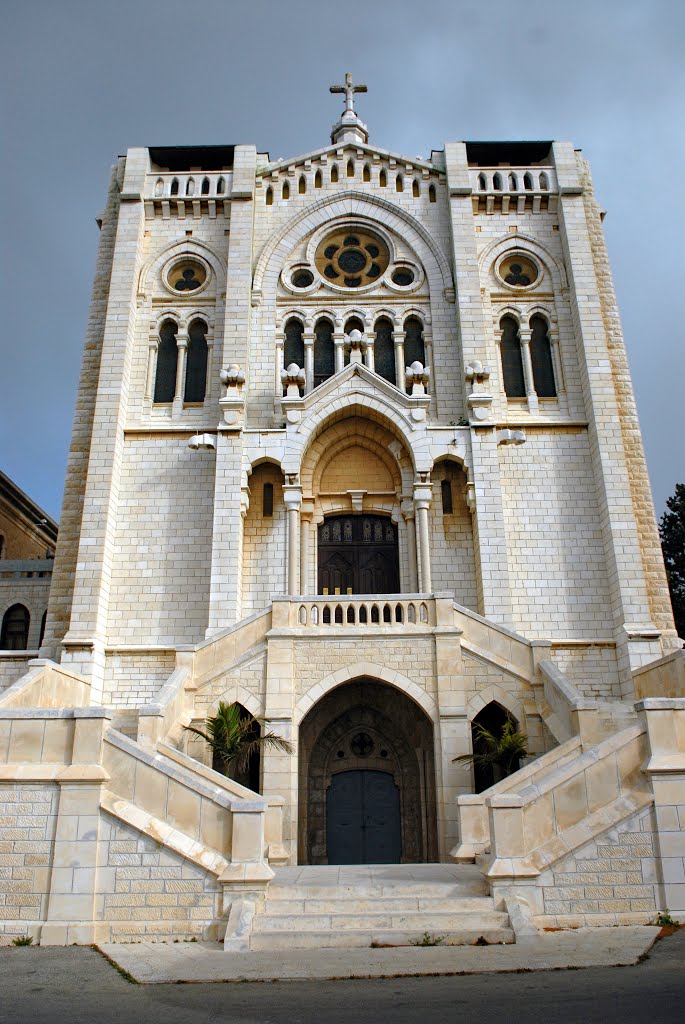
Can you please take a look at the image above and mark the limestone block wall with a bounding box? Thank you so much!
[429,463,477,609]
[241,463,287,617]
[549,644,621,700]
[498,429,614,639]
[0,783,58,942]
[102,651,176,707]
[539,805,659,926]
[107,438,214,646]
[97,815,221,943]
[0,656,36,695]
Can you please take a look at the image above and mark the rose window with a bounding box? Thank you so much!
[315,230,390,288]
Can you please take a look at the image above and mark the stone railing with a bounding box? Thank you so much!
[469,167,557,193]
[273,595,437,629]
[145,171,232,199]
[0,659,91,709]
[633,649,685,699]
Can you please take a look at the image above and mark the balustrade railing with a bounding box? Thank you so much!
[145,171,232,199]
[280,595,436,629]
[469,167,556,194]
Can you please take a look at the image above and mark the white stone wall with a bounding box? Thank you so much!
[107,438,214,646]
[241,463,287,617]
[549,645,621,700]
[0,657,35,695]
[498,430,614,639]
[429,463,477,609]
[0,784,58,943]
[102,652,176,707]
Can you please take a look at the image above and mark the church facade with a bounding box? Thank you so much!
[1,81,684,945]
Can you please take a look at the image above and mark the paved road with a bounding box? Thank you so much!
[1,930,683,1024]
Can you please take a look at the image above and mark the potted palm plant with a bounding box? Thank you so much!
[185,701,292,789]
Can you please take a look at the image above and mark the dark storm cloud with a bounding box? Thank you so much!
[1,0,683,519]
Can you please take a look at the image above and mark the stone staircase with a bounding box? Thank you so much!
[248,864,513,950]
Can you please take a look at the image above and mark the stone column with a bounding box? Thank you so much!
[303,322,315,395]
[300,502,314,595]
[284,484,302,595]
[414,481,433,593]
[401,500,419,592]
[334,317,345,374]
[518,326,539,413]
[172,330,188,415]
[145,328,157,401]
[393,325,406,391]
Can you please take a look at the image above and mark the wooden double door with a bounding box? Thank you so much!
[326,769,401,864]
[317,515,399,595]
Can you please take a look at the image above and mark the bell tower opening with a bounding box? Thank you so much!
[318,514,399,595]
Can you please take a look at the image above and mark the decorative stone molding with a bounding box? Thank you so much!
[465,361,491,385]
[467,392,494,423]
[219,364,246,427]
[344,328,366,366]
[187,433,216,451]
[497,428,526,446]
[405,361,430,396]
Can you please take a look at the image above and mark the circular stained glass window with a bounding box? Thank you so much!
[499,254,539,288]
[168,260,207,292]
[391,267,415,287]
[350,732,374,757]
[315,228,390,288]
[291,268,314,288]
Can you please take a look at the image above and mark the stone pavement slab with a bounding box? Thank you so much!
[97,926,661,983]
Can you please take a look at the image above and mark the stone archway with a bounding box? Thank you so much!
[298,677,438,864]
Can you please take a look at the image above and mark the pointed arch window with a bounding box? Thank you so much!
[298,175,306,194]
[313,318,334,388]
[429,184,436,203]
[170,178,179,196]
[217,177,226,194]
[266,186,273,206]
[346,159,354,177]
[331,164,339,183]
[500,316,526,398]
[315,169,322,188]
[379,168,387,187]
[374,317,396,385]
[284,318,305,368]
[201,177,210,195]
[530,315,556,397]
[184,319,208,403]
[404,316,426,367]
[396,174,404,192]
[1,604,30,650]
[282,181,290,200]
[363,164,371,182]
[412,179,420,197]
[154,320,178,403]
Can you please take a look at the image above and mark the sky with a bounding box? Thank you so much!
[1,0,683,523]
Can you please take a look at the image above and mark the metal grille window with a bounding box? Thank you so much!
[284,318,305,368]
[500,317,526,398]
[374,317,396,384]
[184,320,208,403]
[153,320,178,403]
[314,318,335,387]
[530,316,556,397]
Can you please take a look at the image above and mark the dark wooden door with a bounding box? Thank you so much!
[326,770,401,864]
[318,515,399,595]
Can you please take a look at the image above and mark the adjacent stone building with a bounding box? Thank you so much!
[1,80,683,946]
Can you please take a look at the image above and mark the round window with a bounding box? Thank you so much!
[168,259,207,292]
[391,267,415,287]
[315,229,390,288]
[291,268,314,288]
[499,254,538,288]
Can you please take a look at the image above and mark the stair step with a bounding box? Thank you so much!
[265,882,487,901]
[250,926,514,951]
[259,896,496,915]
[253,911,510,932]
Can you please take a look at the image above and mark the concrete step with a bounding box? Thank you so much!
[250,926,514,951]
[259,896,496,915]
[252,910,510,932]
[264,881,488,901]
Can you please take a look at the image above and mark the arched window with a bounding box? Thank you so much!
[508,173,517,191]
[186,178,195,196]
[298,175,306,195]
[363,164,371,182]
[493,172,503,191]
[315,169,322,188]
[282,181,290,200]
[500,316,526,398]
[441,479,453,515]
[530,316,556,397]
[539,172,549,191]
[344,315,364,335]
[396,174,403,192]
[217,177,225,194]
[153,320,178,403]
[374,317,396,385]
[184,319,208,402]
[170,178,179,196]
[404,316,426,367]
[39,610,47,646]
[154,178,163,196]
[201,177,210,195]
[1,604,30,650]
[379,168,387,187]
[346,159,354,177]
[477,173,486,191]
[284,318,305,368]
[412,179,420,198]
[265,186,273,206]
[331,164,339,183]
[429,184,436,203]
[313,318,334,387]
[523,172,533,191]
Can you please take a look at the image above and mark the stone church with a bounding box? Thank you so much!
[1,79,684,947]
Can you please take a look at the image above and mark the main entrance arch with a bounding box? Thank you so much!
[298,678,438,864]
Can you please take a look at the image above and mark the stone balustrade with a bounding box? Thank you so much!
[273,595,436,629]
[145,171,231,199]
[469,167,557,193]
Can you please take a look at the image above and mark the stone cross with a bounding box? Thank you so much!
[330,73,368,115]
